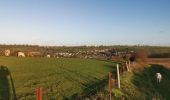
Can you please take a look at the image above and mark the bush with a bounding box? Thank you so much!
[134,51,148,62]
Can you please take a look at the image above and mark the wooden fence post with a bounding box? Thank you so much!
[117,64,120,89]
[126,61,130,72]
[129,61,131,69]
[132,62,135,68]
[36,87,42,100]
[123,64,125,72]
[36,88,39,100]
[39,87,42,100]
[108,72,112,100]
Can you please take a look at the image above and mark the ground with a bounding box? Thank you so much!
[0,57,170,100]
[148,58,170,69]
[112,59,170,100]
[0,57,115,99]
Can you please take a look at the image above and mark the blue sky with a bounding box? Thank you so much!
[0,0,170,46]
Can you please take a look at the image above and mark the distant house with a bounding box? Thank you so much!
[4,49,10,56]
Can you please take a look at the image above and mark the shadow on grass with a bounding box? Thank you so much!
[63,78,108,100]
[0,66,17,100]
[64,63,116,100]
[132,64,170,100]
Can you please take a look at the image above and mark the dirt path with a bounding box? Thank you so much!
[148,58,170,69]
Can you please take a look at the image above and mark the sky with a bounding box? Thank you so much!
[0,0,170,46]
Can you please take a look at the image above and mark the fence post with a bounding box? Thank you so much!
[126,61,130,72]
[117,64,120,89]
[36,88,39,100]
[132,61,135,68]
[108,72,112,100]
[129,61,131,69]
[39,87,42,100]
[36,87,42,100]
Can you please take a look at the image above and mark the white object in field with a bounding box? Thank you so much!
[4,49,10,56]
[46,54,51,58]
[117,64,120,88]
[18,52,26,57]
[156,73,162,83]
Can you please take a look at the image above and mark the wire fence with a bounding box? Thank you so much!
[17,61,134,100]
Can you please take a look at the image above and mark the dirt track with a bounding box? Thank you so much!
[148,58,170,68]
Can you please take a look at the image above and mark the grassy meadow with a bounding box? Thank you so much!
[0,56,170,100]
[113,64,170,100]
[0,57,116,99]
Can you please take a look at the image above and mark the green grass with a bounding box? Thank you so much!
[113,64,170,100]
[1,56,170,100]
[0,57,116,99]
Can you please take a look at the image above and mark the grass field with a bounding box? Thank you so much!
[0,57,116,99]
[0,57,170,100]
[113,64,170,100]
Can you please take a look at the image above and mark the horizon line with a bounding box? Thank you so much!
[0,43,170,47]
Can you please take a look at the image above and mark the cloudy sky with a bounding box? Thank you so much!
[0,0,170,46]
